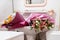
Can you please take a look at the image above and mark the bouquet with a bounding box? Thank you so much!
[30,14,55,32]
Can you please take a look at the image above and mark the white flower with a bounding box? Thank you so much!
[36,21,38,23]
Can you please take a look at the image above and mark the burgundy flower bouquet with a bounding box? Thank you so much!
[30,14,55,32]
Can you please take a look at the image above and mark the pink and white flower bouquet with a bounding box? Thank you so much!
[29,13,55,32]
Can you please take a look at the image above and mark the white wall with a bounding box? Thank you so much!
[0,0,12,22]
[14,0,25,13]
[14,0,60,30]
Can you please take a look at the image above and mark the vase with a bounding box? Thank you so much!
[34,27,48,40]
[35,31,46,40]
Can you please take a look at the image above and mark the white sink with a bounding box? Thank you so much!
[47,31,60,40]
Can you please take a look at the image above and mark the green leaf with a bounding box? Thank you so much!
[47,27,50,30]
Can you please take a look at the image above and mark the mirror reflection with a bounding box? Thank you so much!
[26,0,45,4]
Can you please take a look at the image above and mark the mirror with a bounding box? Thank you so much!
[25,0,47,7]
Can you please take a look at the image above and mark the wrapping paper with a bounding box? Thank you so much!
[2,12,29,30]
